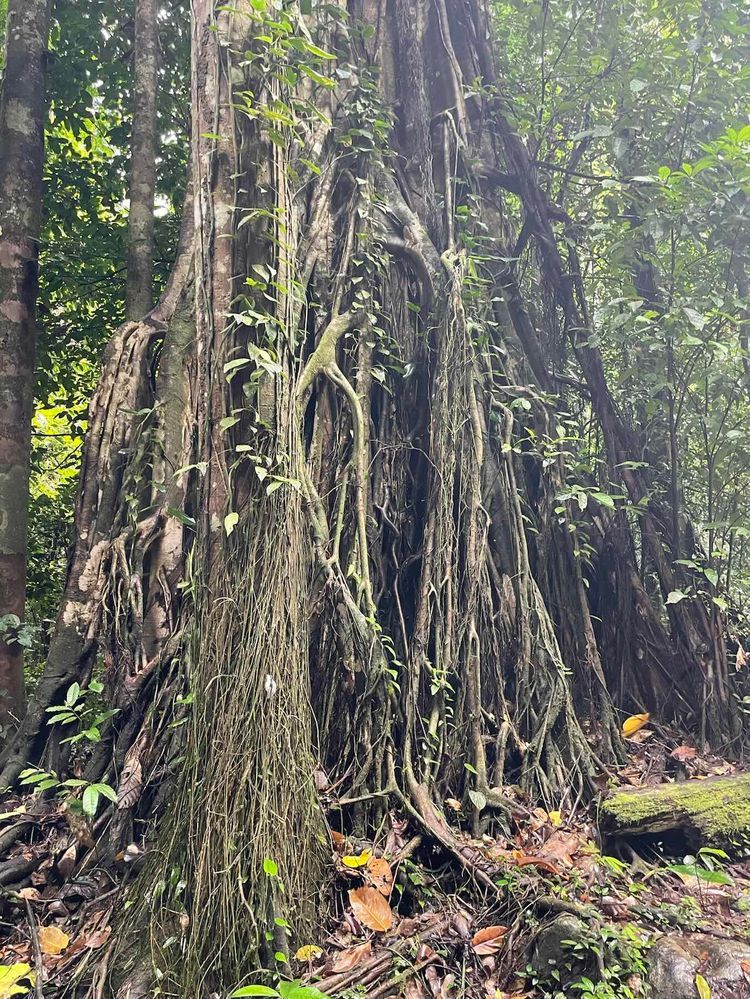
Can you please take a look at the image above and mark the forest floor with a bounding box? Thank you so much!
[1,726,750,997]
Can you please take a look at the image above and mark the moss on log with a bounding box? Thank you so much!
[599,773,750,848]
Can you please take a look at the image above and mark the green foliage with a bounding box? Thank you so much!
[19,766,117,818]
[44,679,119,744]
[229,984,327,999]
[529,922,650,999]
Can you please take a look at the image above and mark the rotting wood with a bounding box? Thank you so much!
[600,773,750,849]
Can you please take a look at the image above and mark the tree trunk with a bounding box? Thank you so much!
[1,1,744,994]
[125,0,158,320]
[0,0,51,731]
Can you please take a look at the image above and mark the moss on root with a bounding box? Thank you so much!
[600,773,750,847]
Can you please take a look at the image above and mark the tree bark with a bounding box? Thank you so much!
[125,0,159,320]
[0,0,51,730]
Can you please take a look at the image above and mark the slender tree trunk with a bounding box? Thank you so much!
[125,0,158,320]
[0,0,51,731]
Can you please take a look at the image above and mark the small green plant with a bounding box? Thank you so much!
[229,982,327,998]
[19,766,117,818]
[0,613,36,649]
[45,679,119,744]
[528,922,649,999]
[667,846,734,886]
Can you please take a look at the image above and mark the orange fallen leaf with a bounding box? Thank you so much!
[330,830,346,848]
[366,856,394,896]
[511,852,561,876]
[471,925,508,955]
[38,925,70,956]
[331,940,372,972]
[622,713,650,738]
[670,745,697,761]
[740,959,750,983]
[349,886,394,932]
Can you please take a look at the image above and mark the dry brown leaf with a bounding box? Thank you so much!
[330,830,346,849]
[366,856,394,895]
[56,843,77,880]
[629,728,654,744]
[348,886,394,932]
[670,745,697,761]
[85,927,112,950]
[330,940,372,972]
[511,852,560,876]
[445,798,462,812]
[470,925,508,955]
[116,757,143,810]
[541,830,580,867]
[622,712,650,738]
[18,887,40,901]
[740,960,750,984]
[38,925,70,956]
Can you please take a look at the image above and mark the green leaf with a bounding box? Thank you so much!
[229,988,280,998]
[683,307,706,330]
[468,789,487,812]
[703,568,718,588]
[92,783,117,802]
[263,858,279,877]
[590,491,615,509]
[82,785,100,817]
[277,984,328,999]
[166,507,196,528]
[224,512,239,537]
[666,590,688,605]
[668,864,733,886]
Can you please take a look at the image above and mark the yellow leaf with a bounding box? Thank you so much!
[348,886,394,932]
[342,850,372,869]
[38,925,70,956]
[622,713,650,738]
[0,964,35,999]
[549,810,562,826]
[294,945,323,962]
[695,974,711,999]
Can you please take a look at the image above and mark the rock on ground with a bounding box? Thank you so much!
[649,933,750,999]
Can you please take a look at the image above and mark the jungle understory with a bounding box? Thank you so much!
[0,0,749,997]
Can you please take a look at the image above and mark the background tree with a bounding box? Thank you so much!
[0,0,52,729]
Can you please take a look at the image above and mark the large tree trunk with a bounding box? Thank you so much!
[0,0,51,731]
[1,1,743,994]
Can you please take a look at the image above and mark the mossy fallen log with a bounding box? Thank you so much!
[599,773,750,849]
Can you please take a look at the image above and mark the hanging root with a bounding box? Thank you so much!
[147,481,327,995]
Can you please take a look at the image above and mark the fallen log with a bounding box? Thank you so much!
[599,773,750,850]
